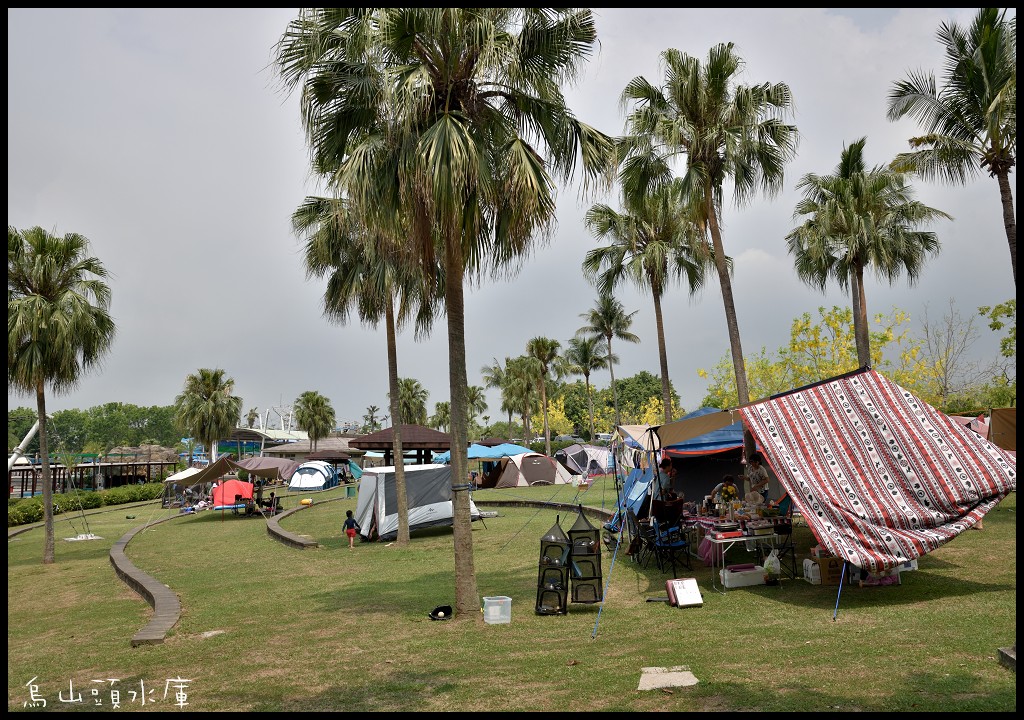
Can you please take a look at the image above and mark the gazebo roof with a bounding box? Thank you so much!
[348,424,452,451]
[306,450,351,462]
[477,437,511,447]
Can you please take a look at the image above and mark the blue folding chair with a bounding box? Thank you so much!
[651,517,691,576]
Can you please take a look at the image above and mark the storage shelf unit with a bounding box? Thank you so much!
[568,507,603,604]
[536,517,570,615]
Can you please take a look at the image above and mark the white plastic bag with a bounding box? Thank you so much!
[764,549,781,576]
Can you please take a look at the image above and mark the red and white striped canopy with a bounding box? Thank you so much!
[739,368,1016,571]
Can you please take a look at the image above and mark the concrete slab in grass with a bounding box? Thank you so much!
[638,666,700,690]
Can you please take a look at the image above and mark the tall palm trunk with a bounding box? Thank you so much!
[707,195,755,458]
[385,294,410,545]
[444,235,478,618]
[851,263,871,367]
[606,333,620,427]
[37,381,54,564]
[651,283,673,423]
[585,374,595,440]
[996,171,1016,283]
[540,378,551,457]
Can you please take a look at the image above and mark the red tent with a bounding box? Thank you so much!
[212,479,254,508]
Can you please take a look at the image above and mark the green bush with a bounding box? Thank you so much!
[8,482,164,526]
[10,499,42,525]
[7,504,27,527]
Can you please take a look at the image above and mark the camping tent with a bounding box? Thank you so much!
[353,463,481,541]
[212,478,254,509]
[480,452,575,488]
[289,460,339,492]
[737,367,1016,572]
[554,444,612,477]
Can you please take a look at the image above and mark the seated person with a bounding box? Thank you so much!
[258,492,280,513]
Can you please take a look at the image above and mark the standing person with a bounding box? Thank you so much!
[343,509,361,549]
[744,453,771,500]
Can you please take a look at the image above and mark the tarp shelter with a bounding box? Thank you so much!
[554,444,612,477]
[164,467,203,484]
[738,367,1016,572]
[354,463,481,541]
[659,407,781,501]
[432,442,533,464]
[212,478,254,509]
[289,460,339,492]
[184,455,300,487]
[480,452,575,488]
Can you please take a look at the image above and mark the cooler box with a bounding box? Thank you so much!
[720,565,765,588]
[483,596,512,624]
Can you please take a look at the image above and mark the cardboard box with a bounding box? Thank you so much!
[813,557,844,585]
[810,545,834,559]
[720,565,766,588]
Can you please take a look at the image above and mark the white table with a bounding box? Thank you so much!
[707,533,780,593]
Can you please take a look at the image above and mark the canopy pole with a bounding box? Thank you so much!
[832,561,849,621]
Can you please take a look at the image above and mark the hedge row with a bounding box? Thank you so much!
[7,482,164,527]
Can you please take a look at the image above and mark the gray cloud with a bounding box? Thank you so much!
[8,8,1014,427]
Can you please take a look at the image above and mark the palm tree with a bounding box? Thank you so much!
[466,386,488,429]
[886,8,1016,282]
[275,8,613,617]
[174,368,242,469]
[583,181,711,423]
[506,355,542,443]
[245,407,259,429]
[363,405,381,432]
[564,335,609,441]
[430,401,451,432]
[394,378,429,427]
[8,226,116,564]
[295,196,438,546]
[481,357,515,436]
[526,337,561,456]
[578,292,640,429]
[618,43,799,456]
[787,137,950,366]
[293,390,336,452]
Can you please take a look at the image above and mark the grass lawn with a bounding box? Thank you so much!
[7,477,1016,712]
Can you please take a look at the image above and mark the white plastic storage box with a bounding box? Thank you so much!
[483,596,512,624]
[803,558,821,584]
[719,566,766,588]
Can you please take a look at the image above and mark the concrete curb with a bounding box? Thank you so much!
[108,514,186,647]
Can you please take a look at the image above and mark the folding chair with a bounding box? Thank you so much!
[651,517,691,576]
[772,493,797,578]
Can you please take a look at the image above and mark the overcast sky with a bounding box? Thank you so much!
[8,8,1016,430]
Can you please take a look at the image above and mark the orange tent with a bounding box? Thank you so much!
[212,479,254,508]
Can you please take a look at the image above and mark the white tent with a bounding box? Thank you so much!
[288,460,338,492]
[554,443,612,477]
[353,464,481,541]
[481,453,575,488]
